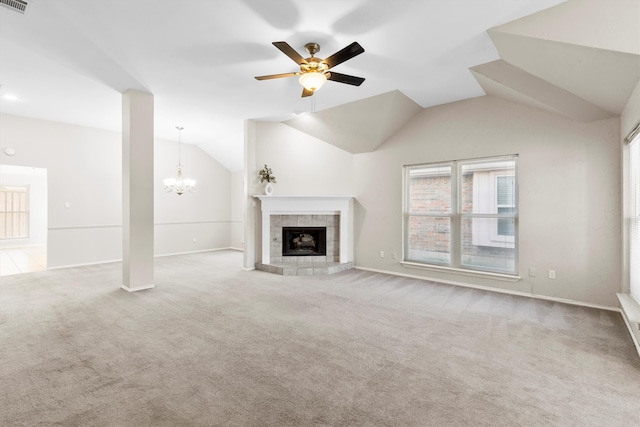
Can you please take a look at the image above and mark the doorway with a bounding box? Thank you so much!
[0,165,48,276]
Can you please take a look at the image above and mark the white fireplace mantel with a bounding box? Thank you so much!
[254,195,354,265]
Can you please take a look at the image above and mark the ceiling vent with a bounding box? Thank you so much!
[0,0,29,14]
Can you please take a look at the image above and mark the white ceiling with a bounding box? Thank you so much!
[0,0,600,172]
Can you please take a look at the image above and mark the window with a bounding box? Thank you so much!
[630,134,639,300]
[404,156,518,275]
[0,186,29,239]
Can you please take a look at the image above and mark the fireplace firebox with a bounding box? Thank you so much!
[282,227,326,256]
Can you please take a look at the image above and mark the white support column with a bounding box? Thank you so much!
[122,90,155,292]
[243,119,258,270]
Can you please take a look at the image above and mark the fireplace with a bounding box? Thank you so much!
[282,227,326,257]
[253,195,354,275]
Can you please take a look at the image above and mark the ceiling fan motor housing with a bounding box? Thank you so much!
[301,57,328,74]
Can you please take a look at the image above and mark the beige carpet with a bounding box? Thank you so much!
[1,250,638,426]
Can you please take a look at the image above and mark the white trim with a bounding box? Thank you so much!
[154,247,231,258]
[48,258,122,269]
[617,300,640,358]
[401,261,521,282]
[49,220,233,230]
[121,284,155,292]
[48,224,121,230]
[0,242,46,249]
[356,265,619,312]
[617,293,640,327]
[47,247,236,270]
[155,220,230,226]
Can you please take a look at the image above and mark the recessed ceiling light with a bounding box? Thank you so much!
[2,94,19,101]
[4,147,16,156]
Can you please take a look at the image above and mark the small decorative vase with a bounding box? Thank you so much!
[264,182,274,196]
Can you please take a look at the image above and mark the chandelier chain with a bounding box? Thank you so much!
[176,126,184,166]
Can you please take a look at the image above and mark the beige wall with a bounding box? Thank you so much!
[245,97,623,307]
[251,121,355,197]
[244,121,355,268]
[230,171,244,250]
[0,113,232,268]
[621,80,640,138]
[244,97,622,306]
[154,137,231,256]
[352,96,621,307]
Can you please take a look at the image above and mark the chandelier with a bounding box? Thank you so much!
[163,126,196,195]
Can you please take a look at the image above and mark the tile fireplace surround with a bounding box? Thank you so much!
[254,195,354,276]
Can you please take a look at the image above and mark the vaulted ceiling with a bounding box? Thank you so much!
[0,0,638,170]
[285,0,640,153]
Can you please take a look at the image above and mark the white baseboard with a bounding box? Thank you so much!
[121,284,155,292]
[354,266,620,312]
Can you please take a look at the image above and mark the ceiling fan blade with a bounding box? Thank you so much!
[255,72,298,81]
[273,41,308,65]
[301,88,314,97]
[327,72,365,86]
[324,42,364,69]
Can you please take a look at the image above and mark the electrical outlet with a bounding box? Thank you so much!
[379,251,385,258]
[548,269,556,279]
[192,237,197,243]
[528,267,536,277]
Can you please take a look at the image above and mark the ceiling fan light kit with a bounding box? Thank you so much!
[299,72,327,92]
[255,41,365,97]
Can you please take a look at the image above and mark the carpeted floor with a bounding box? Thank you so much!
[1,250,638,426]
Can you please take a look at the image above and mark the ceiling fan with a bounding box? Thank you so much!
[255,41,365,97]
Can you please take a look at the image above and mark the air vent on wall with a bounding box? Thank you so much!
[0,0,29,14]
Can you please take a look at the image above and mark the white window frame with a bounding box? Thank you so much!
[403,155,518,276]
[629,133,639,301]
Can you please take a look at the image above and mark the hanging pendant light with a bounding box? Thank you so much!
[163,126,196,195]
